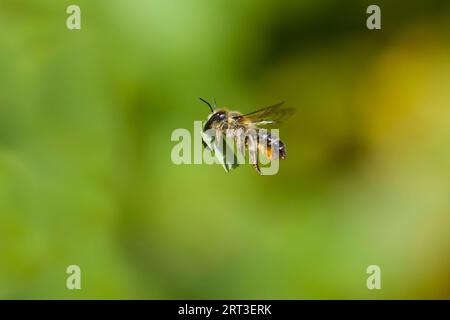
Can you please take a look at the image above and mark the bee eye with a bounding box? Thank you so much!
[212,112,225,122]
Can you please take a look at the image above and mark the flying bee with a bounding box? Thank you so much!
[199,97,295,174]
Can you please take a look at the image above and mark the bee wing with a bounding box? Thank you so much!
[234,102,295,128]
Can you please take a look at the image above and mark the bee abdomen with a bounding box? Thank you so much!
[263,133,286,160]
[278,140,287,159]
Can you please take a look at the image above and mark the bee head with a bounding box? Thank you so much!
[204,110,227,131]
[199,98,227,131]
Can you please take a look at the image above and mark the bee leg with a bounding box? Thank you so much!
[252,162,262,174]
[246,133,261,174]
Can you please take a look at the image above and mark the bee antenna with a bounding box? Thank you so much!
[199,97,214,113]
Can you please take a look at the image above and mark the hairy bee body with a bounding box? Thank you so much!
[201,103,293,174]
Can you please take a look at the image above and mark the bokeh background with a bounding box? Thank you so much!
[0,0,449,299]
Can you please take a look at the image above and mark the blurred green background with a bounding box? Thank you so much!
[0,0,449,299]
